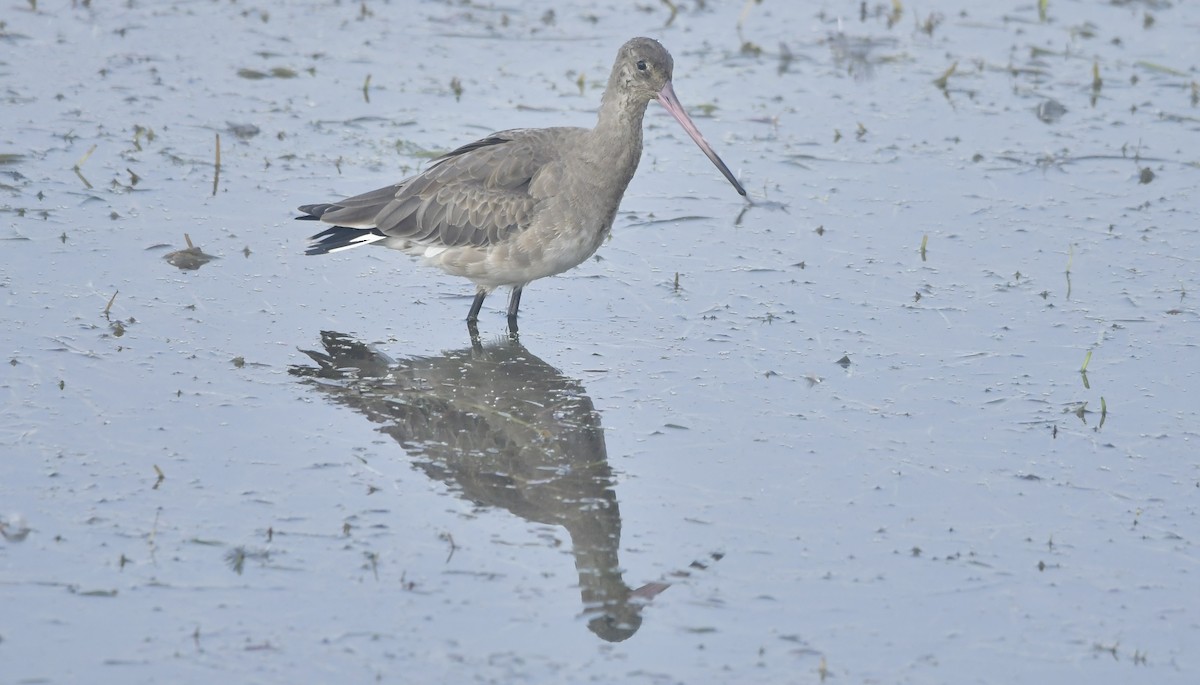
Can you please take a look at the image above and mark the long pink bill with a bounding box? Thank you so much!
[655,81,747,197]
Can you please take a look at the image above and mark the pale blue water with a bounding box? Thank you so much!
[2,1,1197,683]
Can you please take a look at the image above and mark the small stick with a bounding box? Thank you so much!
[74,143,97,171]
[104,290,119,320]
[1065,244,1074,300]
[737,0,758,28]
[73,144,97,189]
[661,0,679,27]
[933,62,957,90]
[212,132,221,196]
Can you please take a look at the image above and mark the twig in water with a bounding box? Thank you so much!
[104,290,119,320]
[211,132,221,196]
[73,143,97,189]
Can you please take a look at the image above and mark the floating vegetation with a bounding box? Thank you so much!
[1065,244,1074,300]
[740,41,763,57]
[164,233,218,270]
[74,588,118,598]
[1080,349,1092,389]
[932,61,957,92]
[1070,401,1088,422]
[237,66,299,80]
[73,143,96,189]
[132,124,156,151]
[212,132,221,196]
[1134,60,1188,77]
[661,0,679,27]
[777,42,793,75]
[226,122,260,140]
[224,545,271,575]
[918,11,942,36]
[440,531,459,563]
[737,0,759,31]
[103,290,118,319]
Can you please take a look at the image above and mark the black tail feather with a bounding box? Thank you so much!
[305,225,385,256]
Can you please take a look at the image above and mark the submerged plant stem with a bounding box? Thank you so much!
[212,132,221,197]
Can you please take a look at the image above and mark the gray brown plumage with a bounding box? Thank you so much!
[299,37,745,332]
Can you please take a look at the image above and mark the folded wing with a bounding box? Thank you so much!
[299,130,569,249]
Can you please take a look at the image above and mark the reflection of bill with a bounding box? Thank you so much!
[292,333,722,641]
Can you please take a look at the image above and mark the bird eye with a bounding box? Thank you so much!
[636,60,647,71]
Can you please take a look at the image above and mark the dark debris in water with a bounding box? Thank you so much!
[1036,99,1067,124]
[237,66,300,80]
[224,545,270,575]
[164,233,217,270]
[0,514,31,542]
[227,122,261,140]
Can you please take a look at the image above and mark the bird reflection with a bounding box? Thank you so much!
[289,332,653,641]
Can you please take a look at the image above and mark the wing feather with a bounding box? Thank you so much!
[300,128,584,250]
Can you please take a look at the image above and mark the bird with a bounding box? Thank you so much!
[297,37,746,334]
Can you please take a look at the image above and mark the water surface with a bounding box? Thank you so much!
[2,1,1197,683]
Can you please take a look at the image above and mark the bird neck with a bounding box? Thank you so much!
[593,71,649,142]
[583,83,647,180]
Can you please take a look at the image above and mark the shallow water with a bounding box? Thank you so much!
[2,1,1198,683]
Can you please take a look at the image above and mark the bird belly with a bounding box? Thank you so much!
[418,218,607,290]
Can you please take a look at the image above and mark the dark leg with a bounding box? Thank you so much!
[506,286,523,333]
[466,289,486,340]
[467,289,487,324]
